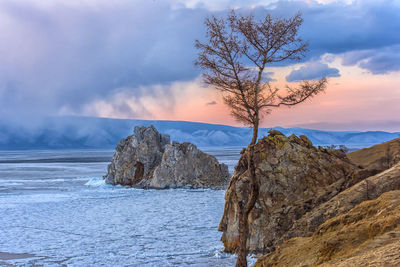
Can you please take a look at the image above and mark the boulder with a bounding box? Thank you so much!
[219,133,362,253]
[104,126,229,189]
[347,137,400,173]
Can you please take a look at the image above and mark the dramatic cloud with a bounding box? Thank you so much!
[74,77,226,123]
[295,0,400,56]
[0,0,207,118]
[0,0,399,125]
[286,62,340,82]
[340,45,400,74]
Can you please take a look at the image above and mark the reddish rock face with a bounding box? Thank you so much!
[219,132,362,253]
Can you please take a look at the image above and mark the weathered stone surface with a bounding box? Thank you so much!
[104,126,229,189]
[267,129,284,137]
[104,125,169,186]
[150,142,230,189]
[280,162,400,242]
[347,137,400,173]
[219,133,362,253]
[255,189,400,267]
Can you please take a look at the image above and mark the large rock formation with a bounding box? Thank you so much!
[219,131,363,253]
[104,125,170,186]
[347,137,400,173]
[255,189,400,267]
[150,142,230,189]
[104,125,229,189]
[250,137,400,266]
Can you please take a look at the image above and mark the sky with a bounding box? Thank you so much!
[0,0,400,131]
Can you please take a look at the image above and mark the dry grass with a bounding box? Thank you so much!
[347,138,400,172]
[255,190,400,267]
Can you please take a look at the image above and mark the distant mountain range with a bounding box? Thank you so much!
[1,116,399,150]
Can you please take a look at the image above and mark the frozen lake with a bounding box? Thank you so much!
[0,148,244,266]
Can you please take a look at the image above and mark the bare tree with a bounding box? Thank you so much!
[195,10,327,267]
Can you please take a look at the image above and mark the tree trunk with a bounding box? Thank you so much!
[236,207,249,267]
[235,122,259,267]
[250,121,259,146]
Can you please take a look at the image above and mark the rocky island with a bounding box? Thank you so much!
[104,125,230,189]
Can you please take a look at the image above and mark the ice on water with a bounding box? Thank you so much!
[0,148,241,266]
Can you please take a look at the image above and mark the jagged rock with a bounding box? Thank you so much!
[255,189,400,267]
[267,129,284,137]
[150,142,230,189]
[347,137,400,173]
[219,133,362,253]
[104,126,229,189]
[104,125,169,186]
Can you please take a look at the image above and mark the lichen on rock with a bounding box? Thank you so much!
[219,131,363,253]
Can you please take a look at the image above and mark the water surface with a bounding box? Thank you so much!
[0,148,243,266]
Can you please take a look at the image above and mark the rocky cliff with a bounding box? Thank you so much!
[219,131,364,253]
[104,125,229,189]
[250,137,400,266]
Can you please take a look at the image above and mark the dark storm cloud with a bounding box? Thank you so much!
[302,1,395,50]
[0,0,399,120]
[286,62,340,82]
[299,1,400,55]
[0,0,207,117]
[249,0,400,71]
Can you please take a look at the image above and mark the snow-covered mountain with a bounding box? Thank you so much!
[1,116,399,150]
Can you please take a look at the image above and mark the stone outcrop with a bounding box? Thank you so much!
[255,189,400,267]
[347,137,400,173]
[104,125,229,189]
[150,142,230,189]
[219,132,363,253]
[281,162,400,242]
[104,125,170,186]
